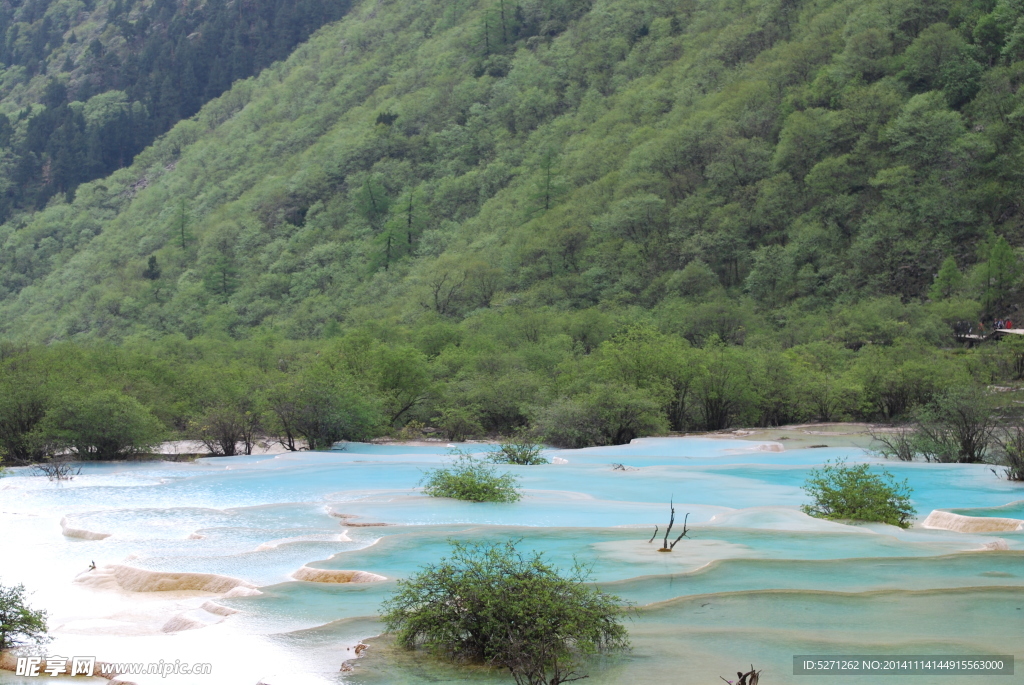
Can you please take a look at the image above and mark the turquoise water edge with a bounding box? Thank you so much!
[0,437,1021,684]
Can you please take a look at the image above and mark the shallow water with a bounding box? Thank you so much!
[1,437,1022,684]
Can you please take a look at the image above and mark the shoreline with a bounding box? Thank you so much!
[370,421,887,451]
[698,422,883,450]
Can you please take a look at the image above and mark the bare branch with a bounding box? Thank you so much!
[669,512,690,549]
[33,455,81,481]
[663,498,675,549]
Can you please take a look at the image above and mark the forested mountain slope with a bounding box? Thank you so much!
[0,0,350,221]
[1,0,1023,343]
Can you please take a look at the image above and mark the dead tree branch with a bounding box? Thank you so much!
[33,455,81,481]
[721,665,761,685]
[669,512,690,550]
[659,498,691,551]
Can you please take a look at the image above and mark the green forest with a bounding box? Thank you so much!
[4,0,1024,458]
[0,0,350,220]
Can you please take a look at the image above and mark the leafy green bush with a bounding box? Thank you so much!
[0,581,49,651]
[537,384,668,448]
[38,390,166,460]
[0,355,54,464]
[381,539,629,685]
[419,455,520,502]
[801,459,916,528]
[431,406,484,442]
[533,397,596,449]
[269,371,381,450]
[490,430,546,465]
[186,365,267,456]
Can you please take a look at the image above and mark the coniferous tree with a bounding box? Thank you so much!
[976,235,1021,316]
[930,256,963,301]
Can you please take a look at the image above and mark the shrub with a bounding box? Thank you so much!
[583,384,668,445]
[536,385,667,448]
[419,454,520,502]
[870,426,918,461]
[0,357,52,464]
[913,386,996,463]
[491,429,546,465]
[190,403,263,456]
[296,384,379,449]
[871,387,998,464]
[38,390,166,460]
[381,539,629,685]
[397,420,426,440]
[187,369,266,456]
[33,454,81,481]
[995,426,1024,481]
[270,374,380,450]
[801,459,916,528]
[431,405,484,442]
[0,581,49,651]
[534,397,596,449]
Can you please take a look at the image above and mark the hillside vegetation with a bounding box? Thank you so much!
[4,0,1024,449]
[0,0,350,220]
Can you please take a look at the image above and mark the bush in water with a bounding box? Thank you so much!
[801,459,916,528]
[419,454,520,502]
[381,539,629,685]
[490,429,546,465]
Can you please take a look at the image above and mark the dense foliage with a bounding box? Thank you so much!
[5,0,1024,451]
[0,0,350,221]
[381,539,629,685]
[5,325,1024,460]
[801,459,917,527]
[419,453,521,502]
[0,337,384,463]
[0,581,48,652]
[3,0,1024,341]
[39,388,165,458]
